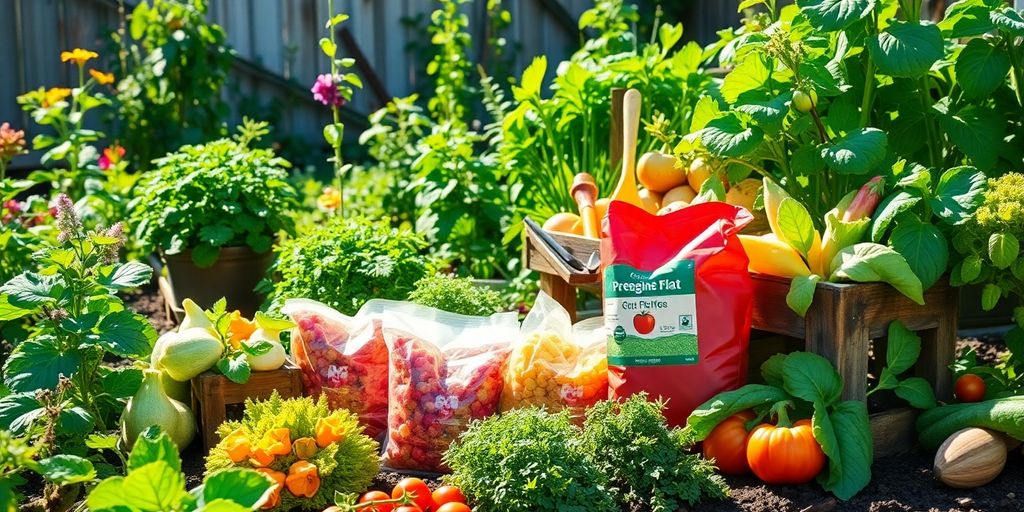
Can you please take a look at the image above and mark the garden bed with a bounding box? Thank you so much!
[125,285,1023,512]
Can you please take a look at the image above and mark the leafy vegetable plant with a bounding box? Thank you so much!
[406,274,506,316]
[88,426,273,511]
[684,352,873,500]
[0,429,99,511]
[865,320,937,409]
[129,119,298,268]
[0,195,155,456]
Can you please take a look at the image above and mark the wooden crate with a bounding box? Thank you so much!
[191,363,304,451]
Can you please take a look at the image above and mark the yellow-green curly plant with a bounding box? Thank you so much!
[205,392,379,511]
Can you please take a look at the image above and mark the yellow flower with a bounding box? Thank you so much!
[315,416,345,448]
[292,437,318,460]
[316,187,341,212]
[89,69,115,85]
[60,48,98,66]
[43,88,72,108]
[255,468,286,509]
[260,427,292,456]
[248,445,275,468]
[284,461,320,498]
[220,428,251,463]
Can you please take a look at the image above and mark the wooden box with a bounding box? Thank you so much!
[191,363,304,451]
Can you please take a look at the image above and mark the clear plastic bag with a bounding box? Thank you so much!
[499,292,608,416]
[372,300,516,473]
[282,299,389,439]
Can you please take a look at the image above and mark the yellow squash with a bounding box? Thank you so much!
[739,234,811,278]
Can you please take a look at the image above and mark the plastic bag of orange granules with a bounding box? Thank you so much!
[499,292,607,416]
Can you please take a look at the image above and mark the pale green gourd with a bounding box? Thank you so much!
[121,369,196,450]
[160,371,192,403]
[158,327,224,381]
[150,330,179,369]
[245,328,287,371]
[178,298,218,336]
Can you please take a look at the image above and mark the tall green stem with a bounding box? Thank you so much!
[328,0,344,217]
[918,77,940,167]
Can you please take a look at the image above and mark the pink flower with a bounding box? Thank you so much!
[54,193,81,243]
[98,145,126,171]
[0,123,26,160]
[311,74,345,107]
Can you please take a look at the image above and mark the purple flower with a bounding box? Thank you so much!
[54,193,81,243]
[98,222,127,263]
[311,74,345,107]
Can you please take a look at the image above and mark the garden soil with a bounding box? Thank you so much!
[125,287,1023,512]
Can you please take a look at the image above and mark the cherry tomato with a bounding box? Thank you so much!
[702,410,754,475]
[392,478,434,512]
[359,490,396,512]
[954,373,986,403]
[436,504,471,512]
[431,486,467,506]
[394,507,422,512]
[746,419,825,485]
[792,89,818,113]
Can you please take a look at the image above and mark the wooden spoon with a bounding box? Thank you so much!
[570,172,600,239]
[610,88,642,207]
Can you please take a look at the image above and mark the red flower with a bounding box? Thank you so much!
[99,145,126,170]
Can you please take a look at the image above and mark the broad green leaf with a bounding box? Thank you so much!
[936,103,1004,172]
[59,407,95,435]
[98,261,153,290]
[101,367,143,398]
[982,283,1002,310]
[960,253,983,282]
[889,221,949,290]
[129,428,182,473]
[869,21,943,77]
[955,38,1011,99]
[0,272,62,309]
[894,377,937,409]
[988,233,1019,269]
[318,37,336,58]
[325,13,348,28]
[658,23,683,51]
[203,469,273,507]
[735,92,791,133]
[721,56,770,104]
[875,367,899,391]
[191,243,221,268]
[991,7,1024,36]
[700,114,764,158]
[820,401,873,500]
[3,337,81,392]
[787,274,821,317]
[241,338,273,357]
[939,0,995,37]
[797,0,876,31]
[928,166,987,225]
[99,461,188,510]
[217,353,251,385]
[777,198,816,258]
[760,354,789,387]
[820,128,887,175]
[514,56,547,101]
[86,434,120,451]
[203,500,251,512]
[37,455,96,484]
[738,0,767,10]
[831,243,924,304]
[811,401,841,489]
[693,175,727,204]
[886,320,922,375]
[689,95,722,132]
[0,295,29,322]
[322,123,344,146]
[783,352,843,405]
[896,166,931,193]
[130,1,150,40]
[0,393,43,434]
[253,311,295,331]
[98,311,156,359]
[869,191,922,242]
[791,144,826,176]
[198,225,235,246]
[683,384,790,440]
[821,212,872,277]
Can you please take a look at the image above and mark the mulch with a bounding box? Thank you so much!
[124,287,1022,512]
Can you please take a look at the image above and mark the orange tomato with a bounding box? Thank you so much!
[954,374,986,403]
[436,504,471,512]
[702,410,754,475]
[431,486,467,506]
[392,478,433,512]
[746,419,825,485]
[358,490,396,512]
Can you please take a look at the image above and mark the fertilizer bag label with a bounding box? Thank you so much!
[603,260,697,366]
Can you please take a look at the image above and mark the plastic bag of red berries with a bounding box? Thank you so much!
[373,300,517,473]
[282,298,389,439]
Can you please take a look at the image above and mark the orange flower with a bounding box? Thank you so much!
[221,428,251,463]
[89,69,115,85]
[315,416,345,448]
[284,461,320,498]
[43,88,72,108]
[260,427,292,456]
[316,187,341,212]
[292,437,318,460]
[60,48,98,66]
[255,468,286,510]
[248,445,275,467]
[227,310,257,349]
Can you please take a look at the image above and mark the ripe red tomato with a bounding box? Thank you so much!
[746,419,825,485]
[392,478,434,512]
[431,486,467,506]
[435,504,471,512]
[394,507,422,512]
[955,374,986,403]
[702,410,754,475]
[633,312,656,334]
[359,490,396,512]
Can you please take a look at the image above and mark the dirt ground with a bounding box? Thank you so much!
[126,288,1023,512]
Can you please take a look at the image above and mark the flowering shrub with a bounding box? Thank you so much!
[0,123,26,179]
[206,393,379,511]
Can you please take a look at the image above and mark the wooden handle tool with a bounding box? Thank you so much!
[610,88,642,207]
[571,172,600,239]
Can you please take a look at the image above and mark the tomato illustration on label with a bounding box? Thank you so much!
[633,312,655,334]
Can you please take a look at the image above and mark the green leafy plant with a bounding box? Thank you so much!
[865,320,937,409]
[0,194,154,484]
[443,407,618,511]
[407,274,506,316]
[0,429,100,512]
[112,0,233,171]
[581,394,729,510]
[205,393,380,511]
[88,426,272,511]
[129,119,298,267]
[684,352,874,501]
[260,217,434,316]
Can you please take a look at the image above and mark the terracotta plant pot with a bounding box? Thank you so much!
[163,245,274,317]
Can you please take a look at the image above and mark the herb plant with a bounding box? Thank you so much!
[0,194,155,471]
[407,274,505,316]
[684,351,874,501]
[112,0,233,171]
[865,321,937,409]
[581,394,729,510]
[443,407,617,512]
[88,426,273,512]
[260,217,434,316]
[129,119,298,268]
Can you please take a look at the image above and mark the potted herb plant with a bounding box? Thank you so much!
[130,119,297,315]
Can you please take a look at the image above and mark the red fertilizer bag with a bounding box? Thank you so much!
[602,200,753,427]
